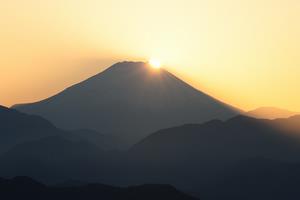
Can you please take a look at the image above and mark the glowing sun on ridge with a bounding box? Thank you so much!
[149,58,161,69]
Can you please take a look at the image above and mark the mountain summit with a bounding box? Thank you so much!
[14,61,240,147]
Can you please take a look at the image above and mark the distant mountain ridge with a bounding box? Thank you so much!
[0,105,114,155]
[0,105,64,153]
[2,106,300,198]
[13,61,240,148]
[247,106,300,119]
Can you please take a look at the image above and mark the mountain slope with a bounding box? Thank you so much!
[272,115,300,133]
[0,105,65,153]
[2,113,300,198]
[247,106,299,119]
[14,61,240,147]
[127,115,300,195]
[130,115,300,164]
[205,158,300,200]
[0,105,113,153]
[0,135,109,183]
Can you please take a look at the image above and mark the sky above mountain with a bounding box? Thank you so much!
[1,0,300,111]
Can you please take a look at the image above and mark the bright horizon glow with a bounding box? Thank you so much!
[149,58,162,69]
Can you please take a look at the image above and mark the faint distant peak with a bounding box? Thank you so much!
[247,106,300,119]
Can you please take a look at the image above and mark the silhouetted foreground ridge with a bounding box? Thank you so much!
[0,176,199,200]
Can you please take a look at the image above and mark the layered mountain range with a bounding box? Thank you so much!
[1,105,300,199]
[2,61,300,199]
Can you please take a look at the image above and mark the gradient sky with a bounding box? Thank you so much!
[1,0,300,111]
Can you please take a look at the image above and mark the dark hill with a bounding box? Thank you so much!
[127,115,300,196]
[0,176,198,200]
[0,105,64,153]
[0,105,113,154]
[130,115,300,165]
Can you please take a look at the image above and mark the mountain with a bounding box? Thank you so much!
[71,129,119,150]
[205,158,300,200]
[3,113,300,198]
[0,105,120,183]
[272,115,300,133]
[0,135,111,183]
[0,105,65,153]
[130,115,300,166]
[130,115,300,163]
[247,106,300,119]
[127,115,300,196]
[0,176,198,200]
[0,105,116,155]
[14,61,240,147]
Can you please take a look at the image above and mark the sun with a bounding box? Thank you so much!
[149,58,161,69]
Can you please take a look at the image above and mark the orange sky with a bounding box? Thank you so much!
[1,0,300,111]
